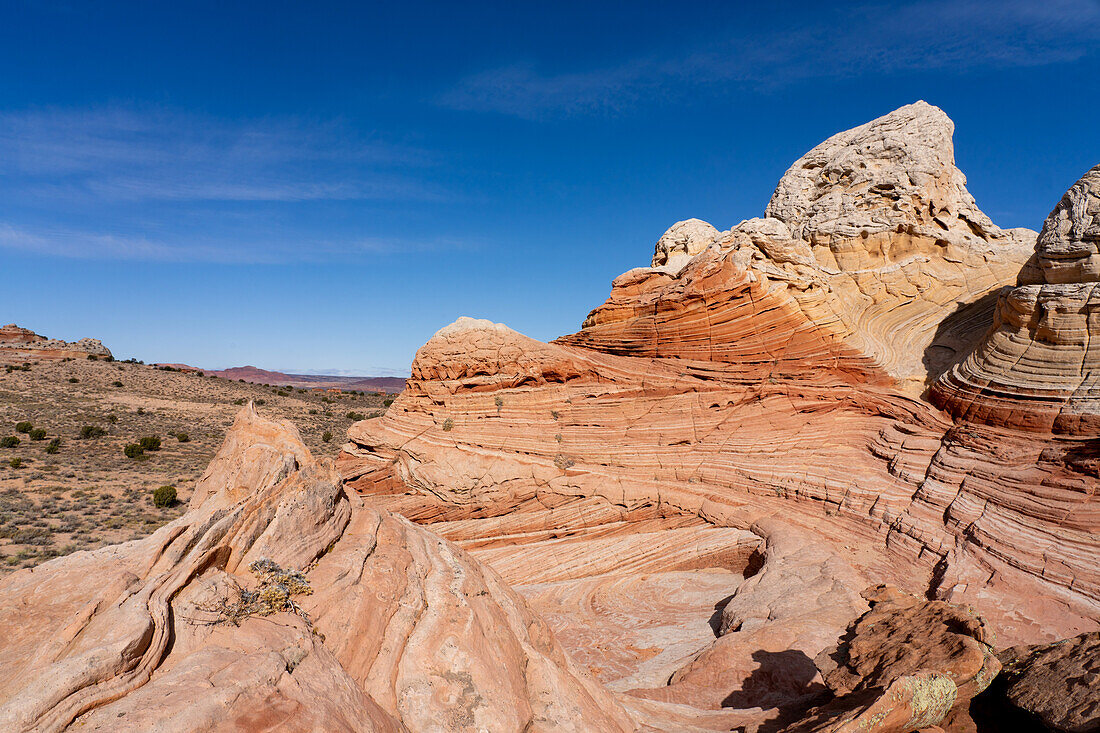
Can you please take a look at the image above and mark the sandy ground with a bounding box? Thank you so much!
[0,354,395,573]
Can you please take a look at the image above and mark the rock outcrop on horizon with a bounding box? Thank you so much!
[0,324,112,362]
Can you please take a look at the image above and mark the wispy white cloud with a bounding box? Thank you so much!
[440,0,1100,118]
[0,107,442,203]
[0,222,479,263]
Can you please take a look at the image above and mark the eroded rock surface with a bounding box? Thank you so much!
[340,102,1099,729]
[0,405,635,732]
[934,165,1100,434]
[560,102,1036,392]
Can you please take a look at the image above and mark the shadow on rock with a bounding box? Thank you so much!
[722,649,827,732]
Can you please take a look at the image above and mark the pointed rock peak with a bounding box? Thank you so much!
[190,404,313,509]
[651,218,720,267]
[765,101,1001,245]
[1034,164,1100,283]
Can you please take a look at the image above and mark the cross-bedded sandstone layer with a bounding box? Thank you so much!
[339,103,1099,729]
[933,165,1100,434]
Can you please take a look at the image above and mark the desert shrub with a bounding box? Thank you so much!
[1,436,20,448]
[494,395,504,408]
[139,436,161,451]
[383,398,394,407]
[321,431,333,443]
[175,432,190,443]
[346,411,365,421]
[80,425,107,439]
[197,371,204,377]
[45,438,60,454]
[152,485,177,508]
[255,399,266,406]
[308,409,318,415]
[233,398,246,405]
[9,458,22,469]
[442,418,454,432]
[87,354,98,360]
[108,414,118,424]
[136,407,145,415]
[124,443,144,459]
[112,381,123,387]
[15,421,32,433]
[29,428,46,441]
[321,397,333,404]
[68,377,79,383]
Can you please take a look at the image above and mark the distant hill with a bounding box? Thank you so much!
[198,365,406,393]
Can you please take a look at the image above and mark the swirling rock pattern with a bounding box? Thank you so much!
[934,166,1100,433]
[341,104,1098,728]
[561,102,1036,393]
[0,405,635,732]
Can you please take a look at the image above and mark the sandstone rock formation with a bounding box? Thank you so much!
[561,102,1037,393]
[800,585,999,731]
[0,404,635,732]
[340,103,1099,729]
[933,165,1100,433]
[984,631,1100,732]
[0,323,112,362]
[2,102,1098,732]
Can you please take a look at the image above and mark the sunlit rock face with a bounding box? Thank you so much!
[934,165,1100,433]
[340,102,1098,729]
[0,405,635,733]
[561,101,1037,395]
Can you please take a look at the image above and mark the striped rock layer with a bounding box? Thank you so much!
[933,165,1100,433]
[339,104,1099,728]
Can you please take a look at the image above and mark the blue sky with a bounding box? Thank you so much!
[1,0,1097,374]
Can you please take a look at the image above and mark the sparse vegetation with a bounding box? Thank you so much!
[346,411,365,421]
[139,436,161,451]
[15,421,32,433]
[29,428,46,441]
[175,432,190,443]
[80,425,107,439]
[9,458,22,469]
[45,438,61,454]
[124,443,144,459]
[1,436,20,448]
[152,485,177,508]
[321,431,333,442]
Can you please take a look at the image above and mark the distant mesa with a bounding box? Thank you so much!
[201,364,407,393]
[0,323,112,363]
